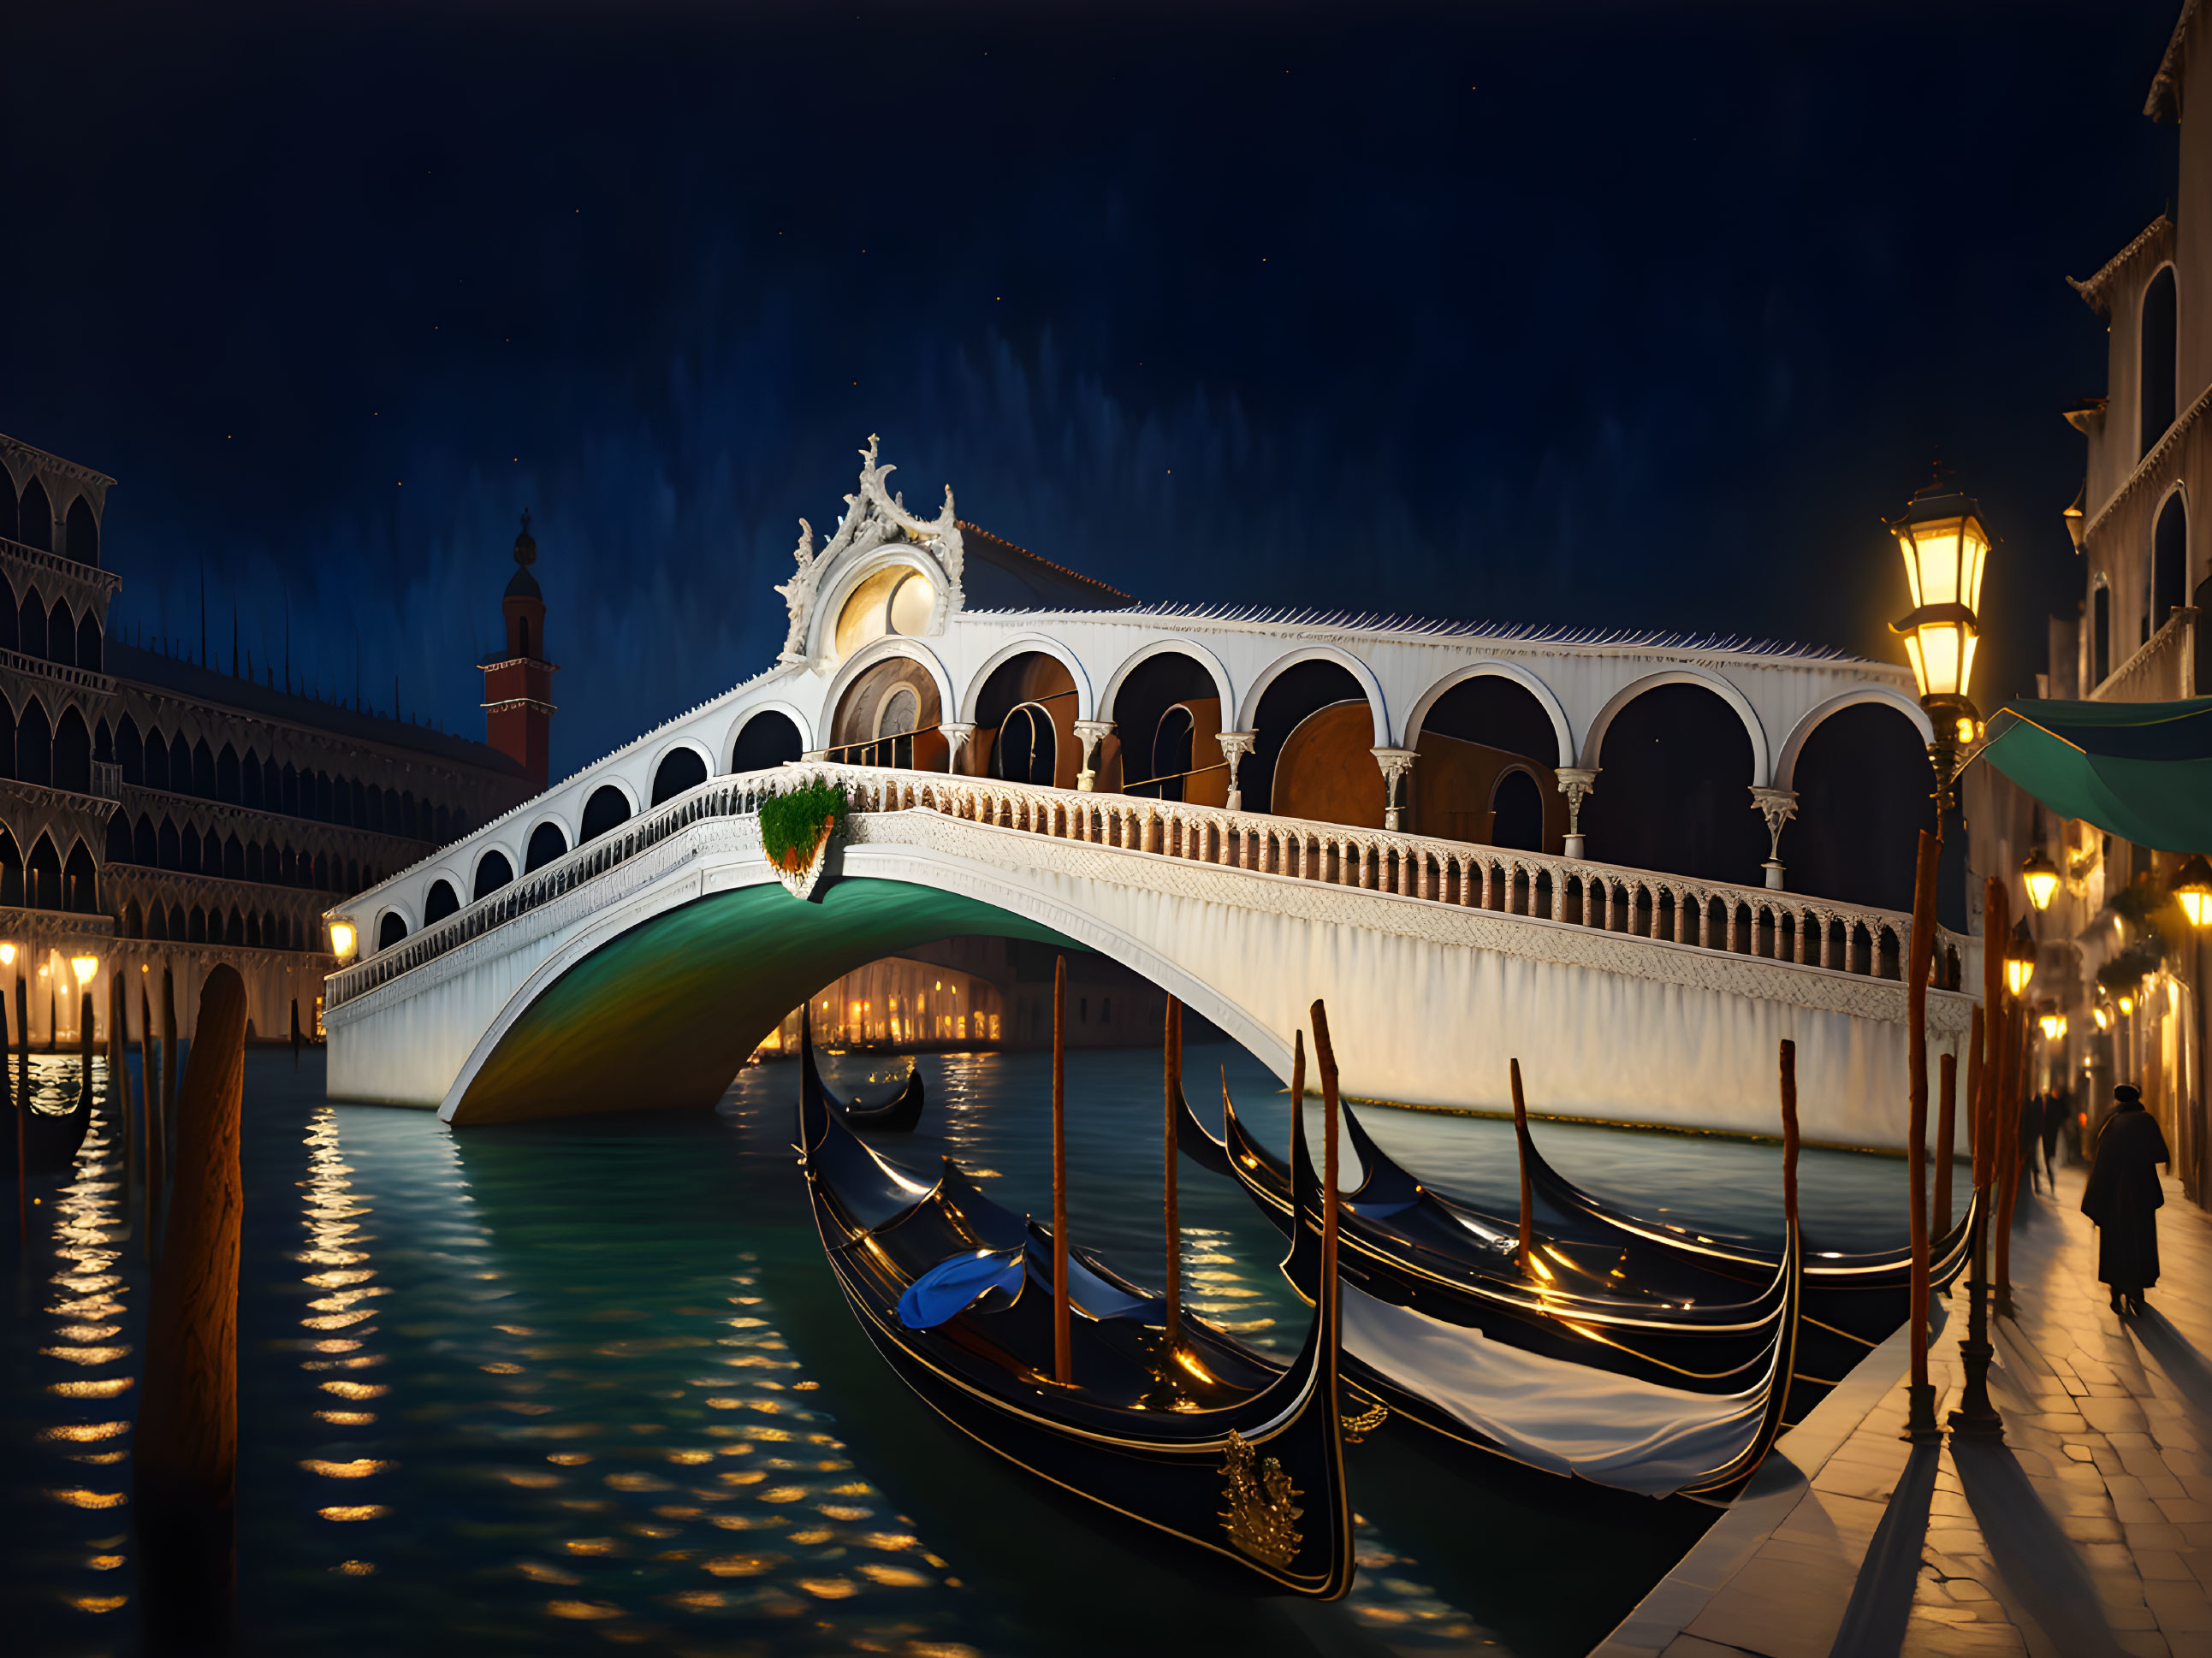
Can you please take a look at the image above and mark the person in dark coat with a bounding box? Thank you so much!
[2019,1091,2047,1194]
[2081,1084,2169,1316]
[2042,1090,2070,1180]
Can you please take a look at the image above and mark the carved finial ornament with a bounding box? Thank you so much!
[776,437,967,665]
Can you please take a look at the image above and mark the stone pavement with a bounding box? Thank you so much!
[1593,1163,2212,1658]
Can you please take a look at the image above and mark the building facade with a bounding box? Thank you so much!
[1972,0,2212,1202]
[0,432,540,1043]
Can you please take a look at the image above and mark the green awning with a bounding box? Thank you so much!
[1977,696,2212,855]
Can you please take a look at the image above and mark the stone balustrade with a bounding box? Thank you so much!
[327,761,1962,1010]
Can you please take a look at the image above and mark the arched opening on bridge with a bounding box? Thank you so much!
[1584,683,1764,884]
[972,653,1076,786]
[828,654,946,771]
[474,850,514,901]
[731,709,804,775]
[1411,676,1564,849]
[581,785,631,843]
[1254,660,1379,826]
[378,911,409,950]
[1784,704,1935,912]
[525,821,568,873]
[651,748,708,807]
[424,879,460,924]
[1111,652,1223,803]
[832,566,937,661]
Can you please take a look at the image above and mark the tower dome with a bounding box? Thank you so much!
[513,508,538,566]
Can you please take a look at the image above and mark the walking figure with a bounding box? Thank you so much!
[2019,1090,2046,1194]
[2040,1089,2069,1185]
[2082,1084,2169,1317]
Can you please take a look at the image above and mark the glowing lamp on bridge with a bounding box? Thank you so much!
[0,943,16,970]
[329,921,358,962]
[1889,478,1991,814]
[2021,847,2061,912]
[2002,920,2036,999]
[69,956,97,989]
[2173,853,2212,928]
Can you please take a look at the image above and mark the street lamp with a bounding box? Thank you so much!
[1889,478,1991,814]
[2022,846,2061,912]
[2004,919,2037,998]
[69,956,96,990]
[329,921,358,962]
[2174,854,2212,1200]
[2174,853,2212,927]
[2039,1009,2065,1042]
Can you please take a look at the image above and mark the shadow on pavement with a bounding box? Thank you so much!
[1825,1440,1940,1658]
[1949,1435,2128,1658]
[2130,1306,2212,1425]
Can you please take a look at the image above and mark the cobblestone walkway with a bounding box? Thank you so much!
[1595,1164,2212,1658]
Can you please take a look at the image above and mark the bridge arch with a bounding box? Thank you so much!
[436,857,1289,1128]
[1403,660,1574,761]
[376,904,414,952]
[580,781,637,843]
[1579,666,1771,785]
[722,701,812,773]
[808,548,949,665]
[821,637,956,761]
[1773,687,1934,793]
[1236,645,1390,747]
[961,633,1095,725]
[1098,637,1235,731]
[649,739,714,805]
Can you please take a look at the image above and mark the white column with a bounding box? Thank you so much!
[1216,731,1257,812]
[1555,767,1598,859]
[1072,720,1114,792]
[1371,748,1417,833]
[1750,786,1799,891]
[940,722,976,775]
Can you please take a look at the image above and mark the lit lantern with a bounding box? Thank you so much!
[0,943,15,969]
[2021,846,2061,912]
[1889,480,1990,708]
[2094,1004,2111,1032]
[2038,1010,2063,1041]
[69,956,97,988]
[2003,920,2036,998]
[2173,853,2212,928]
[329,921,358,961]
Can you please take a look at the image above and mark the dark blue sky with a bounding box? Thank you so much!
[1,2,2179,778]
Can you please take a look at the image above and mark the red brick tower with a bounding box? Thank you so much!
[480,511,557,791]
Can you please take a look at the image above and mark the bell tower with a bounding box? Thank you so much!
[480,511,558,791]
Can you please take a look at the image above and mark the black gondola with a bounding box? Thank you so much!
[1189,1049,1804,1503]
[833,1062,926,1133]
[797,1004,1355,1597]
[1183,1069,1970,1424]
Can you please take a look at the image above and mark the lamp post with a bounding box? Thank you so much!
[1889,479,1992,814]
[2022,846,2061,914]
[2173,854,2212,1201]
[328,921,358,963]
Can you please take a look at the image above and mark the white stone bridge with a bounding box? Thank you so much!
[323,438,1977,1146]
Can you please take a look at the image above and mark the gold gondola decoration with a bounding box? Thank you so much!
[1219,1431,1303,1570]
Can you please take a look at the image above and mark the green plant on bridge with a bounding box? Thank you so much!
[762,782,847,873]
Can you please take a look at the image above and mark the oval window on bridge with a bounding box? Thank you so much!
[833,568,936,660]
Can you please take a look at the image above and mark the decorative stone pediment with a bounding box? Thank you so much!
[776,435,966,666]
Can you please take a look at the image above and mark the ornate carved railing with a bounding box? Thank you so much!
[2090,607,2196,703]
[327,762,1961,1010]
[0,536,124,596]
[0,645,116,696]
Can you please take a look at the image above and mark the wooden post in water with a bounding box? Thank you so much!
[135,962,248,1655]
[110,969,132,1203]
[1904,829,1940,1441]
[1509,1057,1533,1271]
[1935,1051,1958,1246]
[1052,956,1070,1387]
[142,980,163,1254]
[78,988,94,1124]
[1779,1038,1800,1235]
[9,973,21,1243]
[1163,997,1183,1352]
[290,997,301,1069]
[15,971,29,1128]
[160,965,179,1158]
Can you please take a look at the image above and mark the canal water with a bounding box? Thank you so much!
[3,1045,1960,1658]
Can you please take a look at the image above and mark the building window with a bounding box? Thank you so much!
[2144,265,2179,457]
[2094,583,2112,685]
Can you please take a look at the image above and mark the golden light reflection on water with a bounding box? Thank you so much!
[298,1106,393,1573]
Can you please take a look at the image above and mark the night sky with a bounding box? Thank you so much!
[1,2,2180,779]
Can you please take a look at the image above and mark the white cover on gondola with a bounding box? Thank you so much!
[1342,1283,1772,1497]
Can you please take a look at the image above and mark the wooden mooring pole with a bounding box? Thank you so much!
[136,963,248,1655]
[142,978,163,1256]
[1051,956,1070,1387]
[110,968,132,1205]
[1162,997,1182,1353]
[1510,1057,1534,1272]
[1935,1051,1958,1247]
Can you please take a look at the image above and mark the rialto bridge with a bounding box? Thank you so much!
[324,438,1977,1146]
